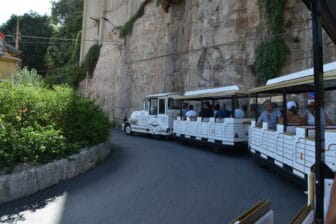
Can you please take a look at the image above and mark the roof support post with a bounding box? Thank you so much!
[312,0,325,222]
[282,91,287,132]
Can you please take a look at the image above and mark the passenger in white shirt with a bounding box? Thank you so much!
[234,107,245,118]
[185,105,197,118]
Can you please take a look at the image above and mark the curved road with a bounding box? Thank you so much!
[0,129,305,224]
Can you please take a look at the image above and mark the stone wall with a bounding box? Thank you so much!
[80,0,336,124]
[0,141,112,204]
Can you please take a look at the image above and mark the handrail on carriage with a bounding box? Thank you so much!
[228,200,273,224]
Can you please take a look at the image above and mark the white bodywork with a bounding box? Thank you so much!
[249,121,336,176]
[249,121,336,221]
[125,93,181,136]
[174,117,252,146]
[173,85,251,147]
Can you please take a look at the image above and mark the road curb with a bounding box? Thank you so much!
[0,140,112,205]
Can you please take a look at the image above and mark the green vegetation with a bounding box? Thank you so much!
[120,0,185,37]
[0,69,111,170]
[120,15,138,38]
[0,13,53,74]
[254,0,288,83]
[260,0,286,34]
[81,43,102,77]
[120,0,152,38]
[44,64,86,87]
[12,67,44,87]
[254,37,288,83]
[45,43,101,86]
[46,0,83,70]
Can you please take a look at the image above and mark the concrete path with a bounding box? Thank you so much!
[0,129,306,224]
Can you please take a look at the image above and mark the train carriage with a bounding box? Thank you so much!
[248,61,336,179]
[248,61,336,222]
[173,85,253,147]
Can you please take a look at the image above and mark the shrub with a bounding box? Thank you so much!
[0,80,111,170]
[11,67,44,87]
[45,65,86,87]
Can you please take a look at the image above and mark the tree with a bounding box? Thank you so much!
[0,13,53,74]
[46,0,83,69]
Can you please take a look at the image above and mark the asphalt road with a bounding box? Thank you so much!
[0,129,306,224]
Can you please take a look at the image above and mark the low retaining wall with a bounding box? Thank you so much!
[0,140,112,204]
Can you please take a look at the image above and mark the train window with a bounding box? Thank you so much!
[168,98,180,109]
[237,97,250,118]
[149,98,158,115]
[144,100,149,111]
[159,99,165,114]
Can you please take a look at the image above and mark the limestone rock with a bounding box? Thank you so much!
[80,0,336,124]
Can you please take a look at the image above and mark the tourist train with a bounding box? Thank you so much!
[123,60,336,223]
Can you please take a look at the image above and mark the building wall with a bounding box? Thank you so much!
[0,53,21,79]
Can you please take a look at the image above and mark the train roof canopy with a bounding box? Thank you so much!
[145,93,181,98]
[174,85,249,100]
[249,61,336,94]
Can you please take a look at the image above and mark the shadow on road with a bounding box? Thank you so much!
[0,144,124,224]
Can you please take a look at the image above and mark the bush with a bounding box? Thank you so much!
[45,65,86,87]
[0,79,111,170]
[11,67,44,87]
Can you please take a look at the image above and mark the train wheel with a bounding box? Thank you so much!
[125,124,133,135]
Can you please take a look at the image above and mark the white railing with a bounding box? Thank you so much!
[173,117,252,146]
[249,121,336,177]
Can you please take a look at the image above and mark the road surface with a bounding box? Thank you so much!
[0,129,306,224]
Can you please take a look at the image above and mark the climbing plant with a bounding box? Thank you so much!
[120,0,185,37]
[255,37,287,83]
[260,0,286,34]
[81,43,102,77]
[120,0,152,37]
[254,0,288,83]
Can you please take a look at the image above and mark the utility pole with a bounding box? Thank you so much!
[15,17,20,50]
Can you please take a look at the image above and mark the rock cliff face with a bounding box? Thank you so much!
[80,0,336,123]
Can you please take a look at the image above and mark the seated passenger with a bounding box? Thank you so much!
[257,100,282,130]
[216,103,231,118]
[286,101,305,125]
[234,105,245,118]
[213,104,220,117]
[181,103,188,116]
[185,105,197,118]
[304,101,335,126]
[200,102,213,118]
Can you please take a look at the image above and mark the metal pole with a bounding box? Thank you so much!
[255,95,258,122]
[15,17,20,50]
[282,92,287,132]
[312,0,325,222]
[232,96,237,118]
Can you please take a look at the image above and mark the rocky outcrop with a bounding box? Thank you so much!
[80,0,336,124]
